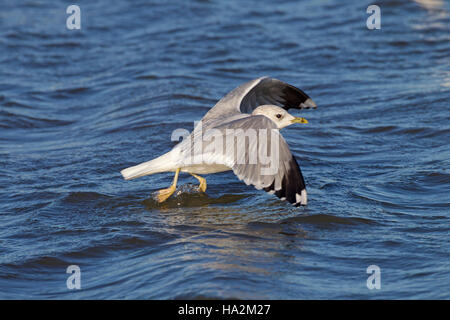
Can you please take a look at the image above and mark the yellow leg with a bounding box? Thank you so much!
[191,173,207,192]
[156,168,180,203]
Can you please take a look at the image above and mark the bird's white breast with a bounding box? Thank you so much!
[180,163,231,174]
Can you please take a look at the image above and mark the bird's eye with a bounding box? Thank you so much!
[276,114,282,119]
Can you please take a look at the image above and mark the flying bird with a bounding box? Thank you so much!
[121,77,316,206]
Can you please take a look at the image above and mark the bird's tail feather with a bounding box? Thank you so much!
[120,152,175,180]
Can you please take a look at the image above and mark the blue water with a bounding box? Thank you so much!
[0,0,449,299]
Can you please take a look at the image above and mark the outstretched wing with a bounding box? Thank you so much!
[200,115,308,206]
[202,77,316,124]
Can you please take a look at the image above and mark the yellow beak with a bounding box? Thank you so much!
[291,117,308,124]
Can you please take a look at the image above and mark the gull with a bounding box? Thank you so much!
[120,77,316,206]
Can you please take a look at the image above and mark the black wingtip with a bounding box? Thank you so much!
[299,98,317,110]
[281,84,315,111]
[263,156,308,207]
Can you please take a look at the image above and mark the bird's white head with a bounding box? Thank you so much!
[252,105,308,129]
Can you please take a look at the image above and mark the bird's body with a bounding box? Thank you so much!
[123,148,231,176]
[121,77,316,206]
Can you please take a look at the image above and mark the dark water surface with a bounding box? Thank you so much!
[0,0,449,299]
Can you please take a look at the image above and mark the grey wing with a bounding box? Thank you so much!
[202,77,316,123]
[210,116,308,206]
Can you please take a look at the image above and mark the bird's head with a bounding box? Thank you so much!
[252,105,308,129]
